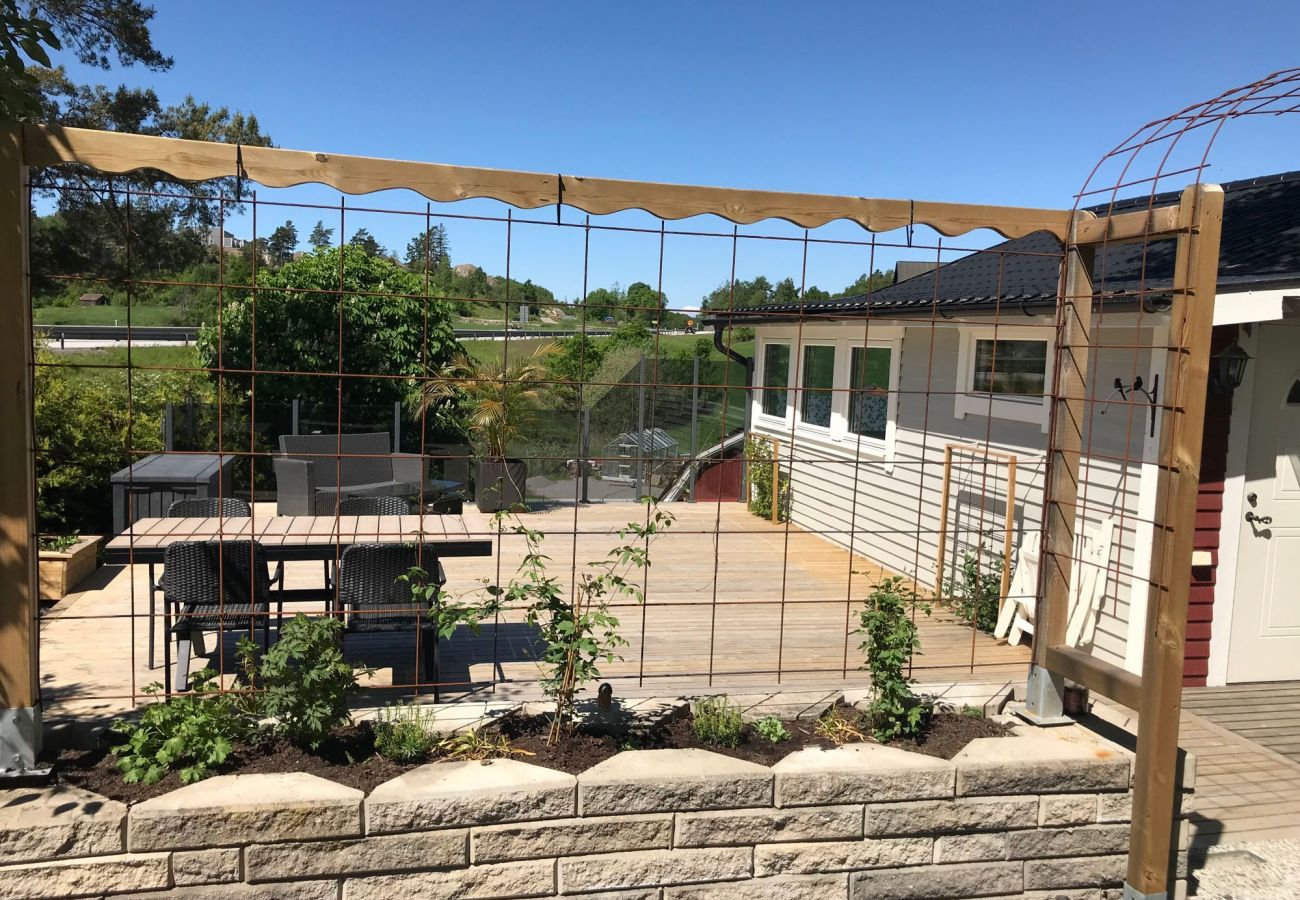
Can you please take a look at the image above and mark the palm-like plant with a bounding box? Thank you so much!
[419,344,556,459]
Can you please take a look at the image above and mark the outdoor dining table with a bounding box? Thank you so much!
[103,514,494,669]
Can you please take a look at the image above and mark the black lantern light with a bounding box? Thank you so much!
[1210,342,1251,394]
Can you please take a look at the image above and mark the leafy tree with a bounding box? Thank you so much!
[804,285,830,303]
[308,220,334,251]
[700,276,774,311]
[772,277,799,306]
[605,319,652,351]
[2,0,169,119]
[545,332,605,407]
[624,280,664,323]
[266,221,298,265]
[404,223,449,270]
[199,246,462,430]
[835,269,895,298]
[348,227,383,256]
[581,285,621,321]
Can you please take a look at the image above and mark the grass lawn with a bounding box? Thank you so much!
[34,305,192,326]
[460,334,754,366]
[46,345,203,383]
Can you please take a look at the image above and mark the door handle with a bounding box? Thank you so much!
[1246,511,1273,526]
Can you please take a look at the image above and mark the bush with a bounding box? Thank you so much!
[945,544,1002,634]
[745,436,789,522]
[753,715,791,743]
[691,696,744,748]
[110,670,252,785]
[255,614,368,749]
[856,576,931,741]
[372,703,440,762]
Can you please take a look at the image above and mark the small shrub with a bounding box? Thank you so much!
[960,704,985,718]
[38,533,79,552]
[857,576,932,742]
[110,670,251,785]
[814,706,867,746]
[438,728,529,761]
[691,696,744,748]
[372,703,440,762]
[745,436,789,522]
[945,544,1001,635]
[753,715,791,743]
[257,613,369,749]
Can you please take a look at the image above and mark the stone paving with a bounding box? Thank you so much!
[1191,839,1300,898]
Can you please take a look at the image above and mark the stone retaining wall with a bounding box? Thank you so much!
[0,730,1193,900]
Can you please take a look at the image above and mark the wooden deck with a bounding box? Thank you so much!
[39,502,1031,727]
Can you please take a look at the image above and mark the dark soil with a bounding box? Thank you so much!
[57,710,1010,805]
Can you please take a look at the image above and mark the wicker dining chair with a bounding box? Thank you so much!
[336,543,447,689]
[161,539,282,692]
[337,495,411,516]
[148,497,255,670]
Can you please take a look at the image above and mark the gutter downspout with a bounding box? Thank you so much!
[713,321,753,499]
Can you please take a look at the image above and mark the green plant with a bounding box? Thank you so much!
[492,502,675,744]
[753,715,791,744]
[372,703,440,762]
[399,565,500,640]
[109,670,251,785]
[744,436,789,522]
[945,543,1002,635]
[691,696,745,748]
[256,614,370,749]
[438,728,529,761]
[960,704,985,718]
[419,343,556,459]
[814,706,867,746]
[857,576,932,741]
[38,533,79,552]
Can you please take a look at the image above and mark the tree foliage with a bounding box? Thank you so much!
[856,576,931,741]
[348,227,383,257]
[198,246,462,426]
[307,220,334,251]
[266,221,298,265]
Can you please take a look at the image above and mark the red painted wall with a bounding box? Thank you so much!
[694,456,743,503]
[1184,326,1237,686]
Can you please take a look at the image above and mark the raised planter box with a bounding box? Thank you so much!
[0,728,1195,900]
[38,535,100,601]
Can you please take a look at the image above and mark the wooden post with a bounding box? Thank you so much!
[1026,213,1096,721]
[1126,184,1224,899]
[0,124,41,771]
[934,445,954,599]
[770,438,780,524]
[1000,455,1017,601]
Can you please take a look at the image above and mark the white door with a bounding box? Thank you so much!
[1228,323,1300,682]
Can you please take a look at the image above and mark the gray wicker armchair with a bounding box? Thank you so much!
[337,495,411,516]
[161,540,282,692]
[336,543,447,689]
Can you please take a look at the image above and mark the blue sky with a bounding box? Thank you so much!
[50,0,1300,310]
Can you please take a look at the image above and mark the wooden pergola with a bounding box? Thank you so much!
[0,122,1221,898]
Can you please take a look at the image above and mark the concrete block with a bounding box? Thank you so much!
[849,861,1024,899]
[344,858,555,899]
[953,736,1130,796]
[933,832,1007,863]
[247,830,468,881]
[473,814,672,863]
[130,773,362,851]
[755,837,932,876]
[579,749,772,815]
[675,805,862,848]
[864,796,1037,836]
[773,745,954,807]
[0,784,125,864]
[172,848,242,886]
[559,847,752,893]
[665,873,847,899]
[1007,824,1130,860]
[366,759,575,833]
[0,852,169,900]
[1023,853,1126,890]
[1040,793,1099,827]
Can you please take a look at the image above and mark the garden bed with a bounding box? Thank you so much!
[58,706,1009,804]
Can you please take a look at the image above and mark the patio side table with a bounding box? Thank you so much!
[110,454,237,537]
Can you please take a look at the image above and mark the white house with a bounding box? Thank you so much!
[710,170,1300,687]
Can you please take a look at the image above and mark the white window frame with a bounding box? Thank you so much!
[755,337,794,426]
[842,337,902,459]
[955,325,1055,432]
[752,328,902,462]
[795,340,838,438]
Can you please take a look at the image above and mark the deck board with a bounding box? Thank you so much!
[41,502,1031,724]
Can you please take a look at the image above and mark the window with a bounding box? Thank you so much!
[800,345,835,428]
[955,326,1055,430]
[849,345,892,440]
[761,343,790,418]
[972,339,1047,397]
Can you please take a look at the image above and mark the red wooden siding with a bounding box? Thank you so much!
[1183,326,1238,686]
[694,456,743,503]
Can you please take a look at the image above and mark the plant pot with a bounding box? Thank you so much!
[475,458,528,513]
[38,535,101,601]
